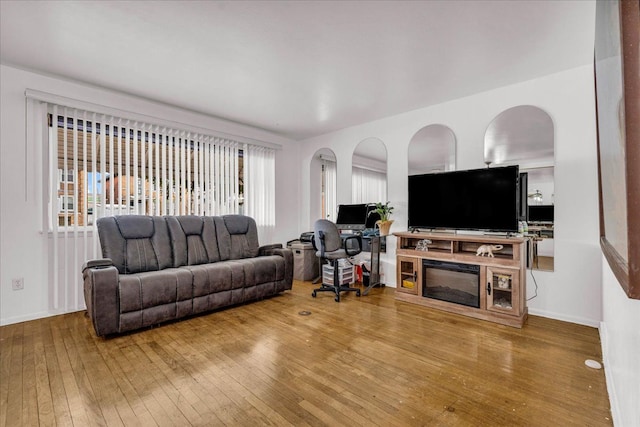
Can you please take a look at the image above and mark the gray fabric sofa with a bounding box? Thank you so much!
[82,214,293,336]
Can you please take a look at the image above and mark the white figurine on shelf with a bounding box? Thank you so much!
[415,239,432,251]
[475,244,504,258]
[497,275,510,289]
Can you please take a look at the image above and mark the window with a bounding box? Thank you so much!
[46,110,271,228]
[58,195,75,212]
[58,168,75,183]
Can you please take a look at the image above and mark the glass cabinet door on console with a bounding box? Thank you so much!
[397,256,420,294]
[486,267,520,314]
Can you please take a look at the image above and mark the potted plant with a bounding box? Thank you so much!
[373,201,394,236]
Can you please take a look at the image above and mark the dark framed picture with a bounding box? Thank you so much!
[594,0,640,299]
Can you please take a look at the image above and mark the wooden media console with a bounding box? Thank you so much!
[395,231,527,328]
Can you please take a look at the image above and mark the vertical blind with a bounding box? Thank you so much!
[322,159,337,220]
[352,166,387,204]
[244,145,275,226]
[49,107,243,231]
[34,99,275,313]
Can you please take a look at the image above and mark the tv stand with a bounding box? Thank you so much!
[394,231,527,328]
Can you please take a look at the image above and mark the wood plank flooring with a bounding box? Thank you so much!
[0,281,612,426]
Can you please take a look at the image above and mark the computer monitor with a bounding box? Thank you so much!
[528,205,554,223]
[336,204,368,230]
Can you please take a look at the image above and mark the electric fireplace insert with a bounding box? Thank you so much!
[422,259,480,308]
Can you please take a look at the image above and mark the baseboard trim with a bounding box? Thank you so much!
[527,307,600,328]
[0,308,79,326]
[599,321,621,427]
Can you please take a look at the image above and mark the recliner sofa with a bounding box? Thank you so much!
[82,214,293,336]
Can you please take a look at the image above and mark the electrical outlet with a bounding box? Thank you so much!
[12,278,24,291]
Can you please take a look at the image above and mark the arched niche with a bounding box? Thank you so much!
[484,105,554,166]
[309,148,337,223]
[351,138,388,204]
[408,125,457,175]
[484,105,555,271]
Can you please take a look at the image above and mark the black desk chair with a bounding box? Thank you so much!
[311,219,362,302]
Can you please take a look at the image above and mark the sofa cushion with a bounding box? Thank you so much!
[217,215,260,260]
[227,257,285,301]
[97,216,173,274]
[232,255,286,285]
[118,268,193,332]
[167,216,221,267]
[180,263,240,312]
[119,268,193,312]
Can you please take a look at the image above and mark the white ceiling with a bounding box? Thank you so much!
[0,1,595,141]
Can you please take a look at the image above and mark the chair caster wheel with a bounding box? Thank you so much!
[312,291,316,298]
[356,290,361,297]
[335,296,340,302]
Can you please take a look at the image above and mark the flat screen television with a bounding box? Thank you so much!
[408,165,520,232]
[336,204,368,230]
[528,205,554,223]
[518,172,528,222]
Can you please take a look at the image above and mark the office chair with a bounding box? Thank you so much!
[311,219,362,302]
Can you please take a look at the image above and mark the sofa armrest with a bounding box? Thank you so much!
[82,258,113,272]
[258,243,283,255]
[83,262,120,336]
[259,245,293,287]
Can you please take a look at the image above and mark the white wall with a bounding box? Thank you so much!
[298,64,602,326]
[0,64,300,325]
[601,260,640,427]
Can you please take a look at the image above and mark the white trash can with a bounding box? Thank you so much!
[287,241,319,281]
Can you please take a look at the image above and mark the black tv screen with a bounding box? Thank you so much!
[518,172,528,222]
[408,166,520,232]
[336,204,368,230]
[528,205,554,222]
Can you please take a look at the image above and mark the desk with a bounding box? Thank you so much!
[361,235,386,252]
[525,235,554,270]
[525,236,542,269]
[362,236,385,295]
[528,224,554,239]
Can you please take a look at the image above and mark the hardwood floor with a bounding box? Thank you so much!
[1,281,611,426]
[533,256,554,271]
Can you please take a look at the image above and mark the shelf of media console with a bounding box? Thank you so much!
[395,230,525,268]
